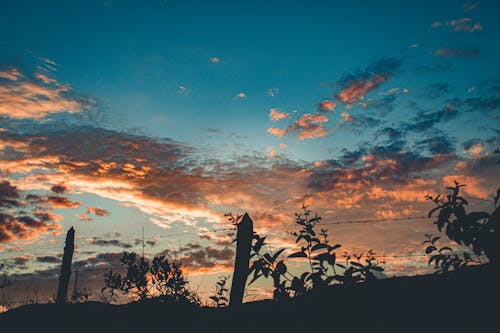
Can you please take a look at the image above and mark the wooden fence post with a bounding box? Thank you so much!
[56,227,75,304]
[230,212,253,307]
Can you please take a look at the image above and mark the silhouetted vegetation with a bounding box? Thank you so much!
[245,205,384,301]
[102,252,199,304]
[424,182,499,270]
[209,275,230,307]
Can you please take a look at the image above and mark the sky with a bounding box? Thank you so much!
[0,0,499,304]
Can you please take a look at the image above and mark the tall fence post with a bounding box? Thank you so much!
[230,212,253,307]
[56,227,75,304]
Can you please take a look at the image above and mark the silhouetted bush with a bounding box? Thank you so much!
[425,181,499,267]
[245,205,384,301]
[209,275,230,307]
[101,252,199,304]
[422,233,478,273]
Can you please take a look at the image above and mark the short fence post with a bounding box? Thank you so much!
[56,227,75,304]
[230,213,253,307]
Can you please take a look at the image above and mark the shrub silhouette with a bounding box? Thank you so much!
[245,205,384,300]
[422,233,479,273]
[102,251,199,304]
[209,275,230,307]
[425,181,499,267]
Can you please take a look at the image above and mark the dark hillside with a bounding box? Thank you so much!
[1,265,497,333]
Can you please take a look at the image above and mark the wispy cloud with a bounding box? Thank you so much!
[0,67,92,119]
[334,58,401,105]
[448,17,482,32]
[461,1,480,12]
[434,47,479,57]
[87,206,110,216]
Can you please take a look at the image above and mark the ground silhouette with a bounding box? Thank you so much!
[1,264,496,333]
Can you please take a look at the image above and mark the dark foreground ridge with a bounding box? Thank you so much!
[1,265,497,333]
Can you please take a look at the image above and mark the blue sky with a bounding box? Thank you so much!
[0,0,499,303]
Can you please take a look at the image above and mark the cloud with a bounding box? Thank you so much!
[269,108,289,122]
[76,213,92,221]
[87,206,110,217]
[0,68,23,81]
[340,112,353,122]
[448,17,482,32]
[335,74,388,104]
[36,255,61,263]
[461,1,480,12]
[416,135,455,155]
[334,58,401,105]
[375,127,403,140]
[434,48,479,58]
[431,21,442,28]
[268,114,329,140]
[404,103,459,132]
[0,181,63,249]
[47,196,81,209]
[0,67,92,119]
[318,100,336,112]
[267,127,286,137]
[267,147,277,159]
[0,118,497,281]
[50,184,67,194]
[86,237,133,249]
[180,245,235,273]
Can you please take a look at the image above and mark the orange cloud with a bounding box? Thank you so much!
[268,113,329,140]
[267,127,287,137]
[340,112,353,122]
[269,108,289,121]
[87,206,110,216]
[0,68,23,81]
[0,68,90,119]
[47,196,81,209]
[335,74,388,104]
[318,100,336,112]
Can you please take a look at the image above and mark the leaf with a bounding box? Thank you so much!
[425,246,436,254]
[428,206,441,217]
[311,243,329,252]
[276,261,287,274]
[288,251,307,258]
[313,253,336,265]
[271,249,286,263]
[263,253,273,264]
[467,212,490,222]
[369,266,384,272]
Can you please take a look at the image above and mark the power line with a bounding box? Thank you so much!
[1,215,437,256]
